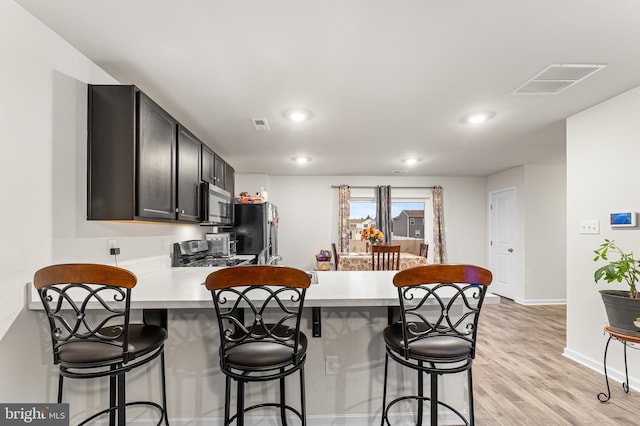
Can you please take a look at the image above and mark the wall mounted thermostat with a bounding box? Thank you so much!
[610,211,637,227]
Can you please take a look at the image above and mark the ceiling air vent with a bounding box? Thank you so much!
[513,64,606,95]
[251,118,270,131]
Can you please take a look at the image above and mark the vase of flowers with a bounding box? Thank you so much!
[361,226,384,246]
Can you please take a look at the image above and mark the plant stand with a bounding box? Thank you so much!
[598,326,640,402]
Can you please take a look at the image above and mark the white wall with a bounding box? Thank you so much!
[524,164,566,302]
[238,175,489,270]
[566,84,640,384]
[0,0,207,403]
[0,0,110,341]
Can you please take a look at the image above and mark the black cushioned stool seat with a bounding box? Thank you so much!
[34,263,169,426]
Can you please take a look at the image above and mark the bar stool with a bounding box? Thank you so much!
[33,263,169,425]
[381,264,492,425]
[205,265,311,425]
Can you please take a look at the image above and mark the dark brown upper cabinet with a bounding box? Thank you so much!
[88,85,210,224]
[202,143,231,192]
[137,92,177,221]
[213,153,225,189]
[177,126,202,222]
[224,161,235,198]
[201,144,216,185]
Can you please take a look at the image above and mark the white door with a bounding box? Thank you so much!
[490,188,517,300]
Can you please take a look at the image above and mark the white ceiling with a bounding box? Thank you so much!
[15,0,640,176]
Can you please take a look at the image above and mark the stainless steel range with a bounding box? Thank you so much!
[171,240,255,267]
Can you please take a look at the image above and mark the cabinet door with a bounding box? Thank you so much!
[137,93,177,220]
[201,144,215,184]
[224,161,235,197]
[177,126,202,222]
[214,154,225,188]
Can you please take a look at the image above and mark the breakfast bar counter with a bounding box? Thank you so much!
[27,268,499,310]
[26,265,499,424]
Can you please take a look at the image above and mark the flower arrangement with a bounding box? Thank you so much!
[361,226,384,245]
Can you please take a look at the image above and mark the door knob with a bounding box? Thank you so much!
[508,248,513,253]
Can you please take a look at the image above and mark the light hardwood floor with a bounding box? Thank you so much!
[473,298,640,425]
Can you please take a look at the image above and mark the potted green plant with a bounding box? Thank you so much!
[594,239,640,335]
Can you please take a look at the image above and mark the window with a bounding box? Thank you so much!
[347,187,432,255]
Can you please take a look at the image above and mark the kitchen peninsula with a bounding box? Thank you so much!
[27,266,499,424]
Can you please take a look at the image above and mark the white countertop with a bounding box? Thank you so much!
[27,267,500,310]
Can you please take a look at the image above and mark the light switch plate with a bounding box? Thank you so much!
[579,220,600,234]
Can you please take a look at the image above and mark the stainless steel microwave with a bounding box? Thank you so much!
[200,182,232,225]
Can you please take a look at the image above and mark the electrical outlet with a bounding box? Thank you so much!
[579,220,600,234]
[325,356,339,375]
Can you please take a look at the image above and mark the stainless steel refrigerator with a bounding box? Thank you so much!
[231,203,279,264]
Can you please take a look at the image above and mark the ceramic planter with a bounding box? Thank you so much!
[600,289,640,336]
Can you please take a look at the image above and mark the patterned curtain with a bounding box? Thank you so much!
[376,185,392,244]
[338,185,350,252]
[432,185,447,264]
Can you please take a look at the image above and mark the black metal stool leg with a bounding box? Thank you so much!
[57,375,64,404]
[430,373,438,426]
[279,373,288,426]
[109,370,117,426]
[597,334,614,402]
[117,371,126,425]
[300,366,307,426]
[468,366,475,426]
[160,351,170,425]
[236,380,244,426]
[381,353,389,426]
[224,376,231,425]
[417,368,423,426]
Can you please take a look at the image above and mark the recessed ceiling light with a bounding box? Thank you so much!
[284,109,312,122]
[292,156,311,164]
[461,111,495,125]
[401,157,421,165]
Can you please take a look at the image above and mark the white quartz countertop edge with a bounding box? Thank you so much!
[27,268,500,310]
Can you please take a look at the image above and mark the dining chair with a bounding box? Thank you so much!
[331,243,339,271]
[419,242,429,258]
[205,265,311,426]
[371,245,401,270]
[33,263,169,425]
[380,264,492,425]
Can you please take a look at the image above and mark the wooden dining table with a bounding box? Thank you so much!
[336,252,428,271]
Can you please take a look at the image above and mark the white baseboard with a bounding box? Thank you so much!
[563,347,640,393]
[513,297,566,305]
